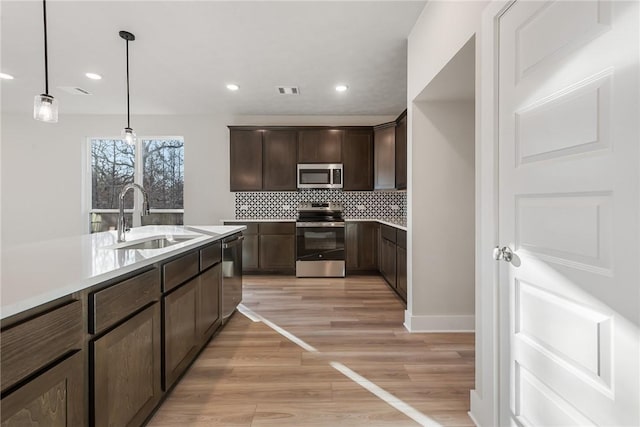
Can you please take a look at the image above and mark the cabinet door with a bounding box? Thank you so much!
[163,280,198,389]
[345,223,359,269]
[380,238,397,288]
[395,113,407,190]
[93,303,162,427]
[230,130,262,191]
[298,129,343,163]
[374,125,396,190]
[396,246,407,301]
[1,352,84,427]
[263,130,297,190]
[358,222,379,270]
[197,263,221,342]
[242,234,259,271]
[343,129,373,191]
[259,235,295,270]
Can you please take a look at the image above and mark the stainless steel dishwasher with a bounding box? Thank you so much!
[222,233,243,323]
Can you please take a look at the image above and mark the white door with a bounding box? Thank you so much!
[498,0,639,425]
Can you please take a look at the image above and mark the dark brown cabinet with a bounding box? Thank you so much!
[374,124,396,190]
[1,352,85,427]
[93,303,162,427]
[395,111,407,190]
[298,129,343,163]
[380,236,397,289]
[263,130,297,190]
[346,222,379,271]
[230,130,263,191]
[396,231,407,300]
[224,222,295,273]
[343,129,374,191]
[197,263,222,342]
[163,278,198,390]
[259,222,296,271]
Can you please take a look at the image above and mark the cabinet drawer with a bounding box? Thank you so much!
[200,241,222,271]
[397,230,407,249]
[90,268,160,334]
[1,300,82,392]
[163,251,199,292]
[381,224,397,243]
[260,222,295,235]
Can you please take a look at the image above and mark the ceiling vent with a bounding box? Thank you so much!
[277,86,299,95]
[58,86,92,95]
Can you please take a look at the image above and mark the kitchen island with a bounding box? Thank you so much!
[0,224,245,427]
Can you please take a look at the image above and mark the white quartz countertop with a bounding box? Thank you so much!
[1,225,245,320]
[223,219,296,222]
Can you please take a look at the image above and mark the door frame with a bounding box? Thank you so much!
[471,1,515,426]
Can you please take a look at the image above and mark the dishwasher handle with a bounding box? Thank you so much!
[222,235,244,249]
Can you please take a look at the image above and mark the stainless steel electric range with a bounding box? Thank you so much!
[295,202,345,277]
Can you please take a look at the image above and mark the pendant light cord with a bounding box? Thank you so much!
[125,39,131,128]
[42,0,49,94]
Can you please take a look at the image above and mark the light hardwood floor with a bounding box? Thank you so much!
[148,275,475,426]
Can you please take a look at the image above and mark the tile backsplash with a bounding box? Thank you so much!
[235,190,406,219]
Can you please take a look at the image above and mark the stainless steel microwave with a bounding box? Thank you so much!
[297,164,343,189]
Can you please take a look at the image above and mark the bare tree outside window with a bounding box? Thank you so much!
[89,137,184,233]
[142,139,184,209]
[91,139,135,209]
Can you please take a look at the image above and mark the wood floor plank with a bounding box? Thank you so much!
[147,275,475,426]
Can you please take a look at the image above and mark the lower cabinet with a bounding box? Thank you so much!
[380,237,397,288]
[224,222,295,273]
[1,351,84,427]
[93,303,162,427]
[197,263,222,343]
[396,245,407,300]
[346,222,379,272]
[163,278,199,390]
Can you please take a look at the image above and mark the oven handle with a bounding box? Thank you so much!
[296,222,345,228]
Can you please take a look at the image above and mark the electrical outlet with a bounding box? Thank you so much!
[240,204,249,211]
[390,205,400,211]
[357,205,366,210]
[283,205,291,210]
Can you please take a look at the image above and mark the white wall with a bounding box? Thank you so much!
[409,100,475,324]
[0,113,393,247]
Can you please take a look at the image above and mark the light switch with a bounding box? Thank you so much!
[240,204,249,211]
[357,205,366,210]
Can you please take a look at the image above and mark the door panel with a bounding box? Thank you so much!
[499,1,639,425]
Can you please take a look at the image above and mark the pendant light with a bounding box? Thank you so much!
[119,30,136,145]
[33,0,58,123]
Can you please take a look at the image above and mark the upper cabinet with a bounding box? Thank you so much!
[229,128,297,191]
[229,129,263,191]
[298,129,343,163]
[263,130,298,191]
[229,115,406,192]
[343,129,374,191]
[374,123,396,190]
[395,110,407,190]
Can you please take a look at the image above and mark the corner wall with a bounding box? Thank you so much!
[406,1,494,426]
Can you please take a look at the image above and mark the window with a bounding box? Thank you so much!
[88,137,184,233]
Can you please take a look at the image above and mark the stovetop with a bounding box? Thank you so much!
[297,202,344,222]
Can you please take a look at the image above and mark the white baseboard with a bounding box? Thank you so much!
[404,312,475,332]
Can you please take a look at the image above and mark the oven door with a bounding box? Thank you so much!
[296,222,345,261]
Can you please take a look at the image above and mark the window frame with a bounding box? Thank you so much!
[85,135,185,233]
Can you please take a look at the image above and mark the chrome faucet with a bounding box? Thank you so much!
[117,183,151,242]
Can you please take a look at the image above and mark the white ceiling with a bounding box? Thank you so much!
[1,1,426,116]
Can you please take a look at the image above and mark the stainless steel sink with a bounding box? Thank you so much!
[107,235,197,250]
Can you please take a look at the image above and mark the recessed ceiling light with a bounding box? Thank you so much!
[335,84,348,92]
[226,84,240,91]
[85,72,102,80]
[0,72,15,80]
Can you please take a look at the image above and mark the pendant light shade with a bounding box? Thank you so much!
[34,0,58,123]
[119,30,136,145]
